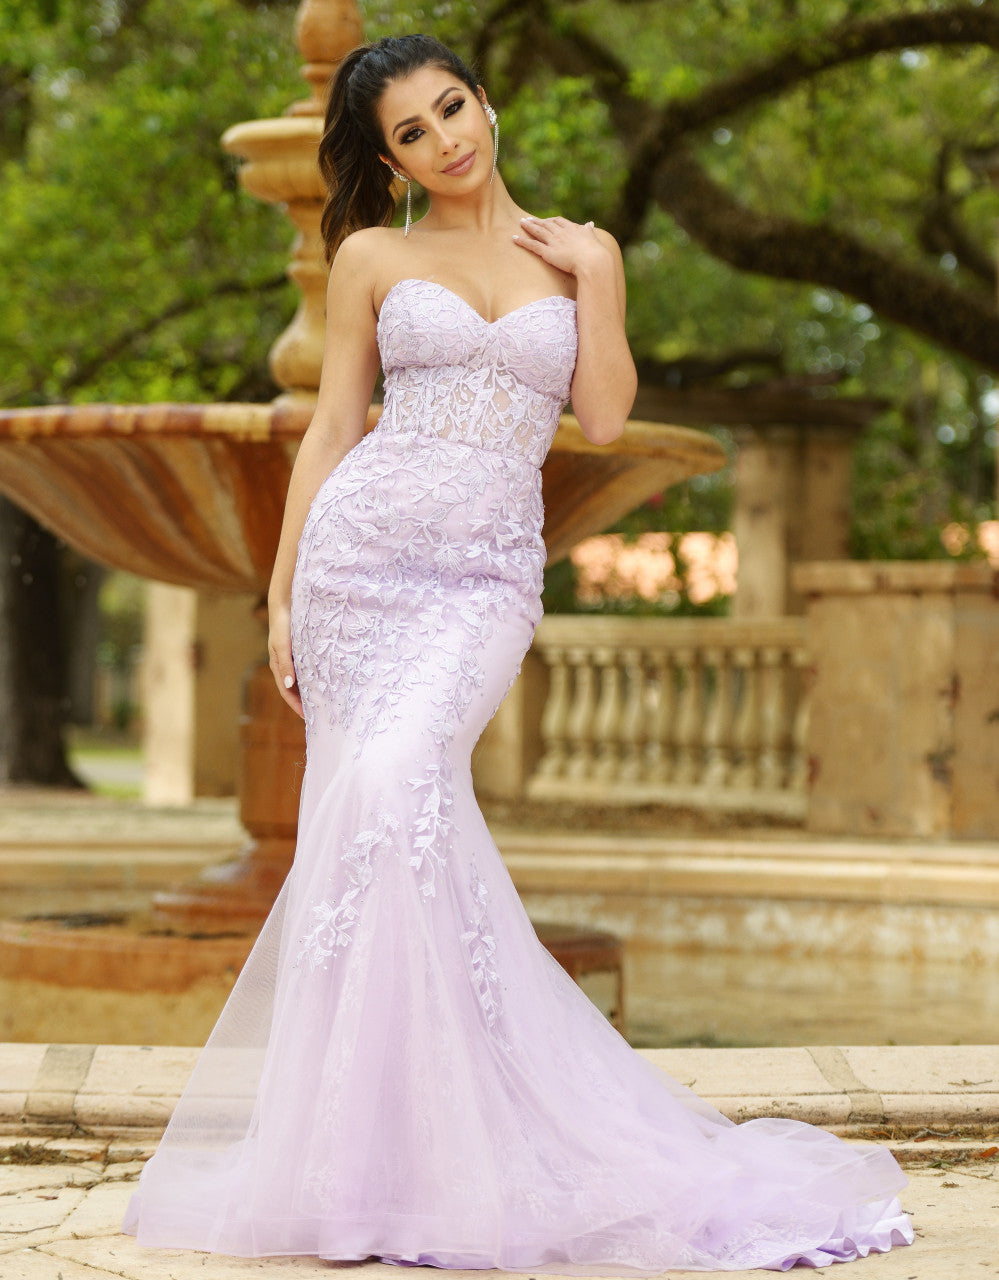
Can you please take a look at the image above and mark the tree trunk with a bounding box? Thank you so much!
[0,495,86,787]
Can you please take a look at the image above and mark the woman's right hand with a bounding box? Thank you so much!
[268,600,304,719]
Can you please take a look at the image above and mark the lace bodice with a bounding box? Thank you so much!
[375,278,577,468]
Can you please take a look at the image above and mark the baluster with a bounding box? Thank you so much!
[787,646,812,794]
[729,646,759,791]
[535,645,570,779]
[702,645,733,787]
[672,646,702,784]
[592,646,624,783]
[757,645,786,791]
[647,650,676,784]
[565,646,598,781]
[618,646,647,783]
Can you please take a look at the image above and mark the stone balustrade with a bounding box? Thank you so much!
[473,561,999,837]
[522,615,810,817]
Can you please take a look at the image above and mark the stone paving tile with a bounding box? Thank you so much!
[0,1044,47,1093]
[880,1092,999,1127]
[844,1044,999,1094]
[0,1165,104,1194]
[701,1094,854,1126]
[1,1251,126,1279]
[85,1044,200,1098]
[0,1092,30,1127]
[46,1229,352,1278]
[0,1183,87,1252]
[0,1044,48,1130]
[643,1046,830,1096]
[73,1092,183,1133]
[58,1176,143,1239]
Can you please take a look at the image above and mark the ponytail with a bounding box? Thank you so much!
[318,46,396,262]
[317,36,481,263]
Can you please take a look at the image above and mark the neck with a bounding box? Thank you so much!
[419,175,522,234]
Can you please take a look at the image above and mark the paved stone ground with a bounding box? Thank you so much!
[0,1159,996,1279]
[2,1042,997,1279]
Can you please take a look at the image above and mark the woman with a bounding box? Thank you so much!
[124,34,914,1272]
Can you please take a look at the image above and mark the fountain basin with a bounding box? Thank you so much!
[0,401,724,591]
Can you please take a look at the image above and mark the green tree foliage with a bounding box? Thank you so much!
[0,0,303,408]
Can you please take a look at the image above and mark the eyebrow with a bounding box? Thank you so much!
[391,86,462,138]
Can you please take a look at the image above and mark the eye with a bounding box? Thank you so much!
[443,97,464,118]
[399,127,424,146]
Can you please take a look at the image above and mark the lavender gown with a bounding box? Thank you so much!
[123,277,914,1271]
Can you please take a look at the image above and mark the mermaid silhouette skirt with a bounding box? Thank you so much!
[122,278,913,1271]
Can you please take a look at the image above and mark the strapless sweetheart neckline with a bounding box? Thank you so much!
[379,277,577,328]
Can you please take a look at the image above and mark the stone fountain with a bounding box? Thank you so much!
[0,0,724,1037]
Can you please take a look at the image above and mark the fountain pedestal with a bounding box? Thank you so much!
[153,664,305,928]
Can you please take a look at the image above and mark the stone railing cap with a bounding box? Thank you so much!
[792,560,998,596]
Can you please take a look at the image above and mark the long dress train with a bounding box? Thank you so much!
[123,277,914,1272]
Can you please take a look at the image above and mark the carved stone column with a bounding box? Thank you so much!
[732,423,861,617]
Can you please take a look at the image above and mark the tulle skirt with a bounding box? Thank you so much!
[123,434,913,1272]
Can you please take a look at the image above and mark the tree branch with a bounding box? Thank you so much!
[915,141,996,288]
[472,0,540,79]
[498,2,655,135]
[635,348,785,390]
[648,146,999,372]
[614,4,999,244]
[54,273,288,398]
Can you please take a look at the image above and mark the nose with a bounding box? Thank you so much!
[431,123,460,154]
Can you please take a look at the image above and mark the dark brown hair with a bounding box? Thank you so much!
[318,35,480,262]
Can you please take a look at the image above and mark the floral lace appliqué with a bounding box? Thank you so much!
[287,275,578,1034]
[296,805,400,971]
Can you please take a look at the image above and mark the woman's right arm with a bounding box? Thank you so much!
[266,233,382,716]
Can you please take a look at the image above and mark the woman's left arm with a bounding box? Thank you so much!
[515,217,637,445]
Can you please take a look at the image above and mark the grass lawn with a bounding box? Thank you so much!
[65,725,143,799]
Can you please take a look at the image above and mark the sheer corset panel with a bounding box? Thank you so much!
[376,278,578,469]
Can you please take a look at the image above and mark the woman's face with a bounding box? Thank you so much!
[376,65,491,191]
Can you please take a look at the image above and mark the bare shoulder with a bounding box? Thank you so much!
[590,224,623,262]
[337,225,401,256]
[329,227,395,279]
[325,228,399,313]
[332,226,410,303]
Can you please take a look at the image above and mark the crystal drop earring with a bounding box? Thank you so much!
[382,158,412,237]
[402,177,412,236]
[484,104,498,184]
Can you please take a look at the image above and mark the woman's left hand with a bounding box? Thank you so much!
[513,216,608,277]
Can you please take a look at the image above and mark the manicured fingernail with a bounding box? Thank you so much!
[512,234,519,240]
[284,675,294,688]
